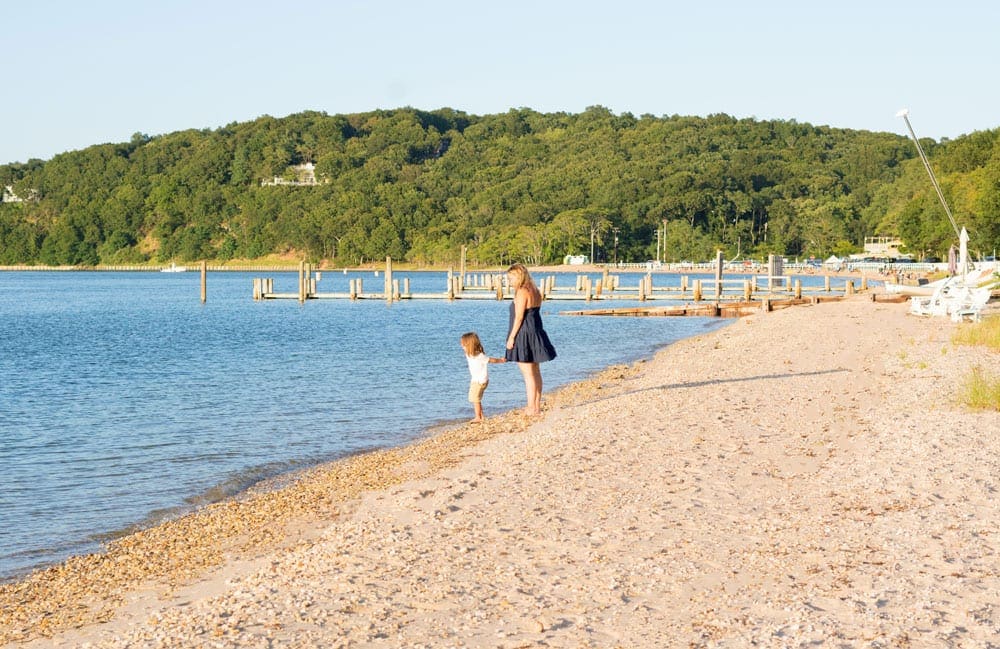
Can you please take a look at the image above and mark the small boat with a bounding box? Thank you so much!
[160,263,186,273]
[884,279,942,297]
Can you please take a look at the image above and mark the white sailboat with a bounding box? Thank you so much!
[160,262,187,273]
[896,110,995,320]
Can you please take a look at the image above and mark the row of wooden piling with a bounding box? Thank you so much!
[250,254,867,305]
[562,294,850,318]
[252,272,863,304]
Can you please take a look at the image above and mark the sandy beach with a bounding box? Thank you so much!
[3,294,998,647]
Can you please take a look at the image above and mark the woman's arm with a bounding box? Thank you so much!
[506,287,528,349]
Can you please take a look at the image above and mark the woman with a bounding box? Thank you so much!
[504,263,557,416]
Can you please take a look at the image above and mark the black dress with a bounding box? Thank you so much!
[505,302,557,363]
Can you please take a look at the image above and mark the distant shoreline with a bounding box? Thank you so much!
[0,262,900,280]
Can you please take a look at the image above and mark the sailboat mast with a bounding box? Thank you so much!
[896,109,961,240]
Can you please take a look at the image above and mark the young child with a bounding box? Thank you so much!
[460,331,506,422]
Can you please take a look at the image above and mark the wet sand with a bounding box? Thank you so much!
[3,295,998,647]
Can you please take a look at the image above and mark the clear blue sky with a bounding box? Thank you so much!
[4,0,998,164]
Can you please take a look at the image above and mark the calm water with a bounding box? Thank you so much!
[0,270,740,580]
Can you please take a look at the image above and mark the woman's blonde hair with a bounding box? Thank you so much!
[460,331,484,356]
[507,263,536,290]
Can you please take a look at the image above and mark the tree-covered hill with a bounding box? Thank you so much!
[1,106,997,266]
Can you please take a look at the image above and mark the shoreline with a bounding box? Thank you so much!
[4,295,998,646]
[0,318,698,588]
[0,262,900,279]
[0,338,664,643]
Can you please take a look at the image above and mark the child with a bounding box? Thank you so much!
[460,332,506,422]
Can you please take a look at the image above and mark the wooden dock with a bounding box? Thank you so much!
[561,295,846,318]
[561,292,907,318]
[253,257,868,307]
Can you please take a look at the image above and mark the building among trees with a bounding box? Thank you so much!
[260,163,323,187]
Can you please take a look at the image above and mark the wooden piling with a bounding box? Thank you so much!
[693,279,702,302]
[743,280,752,301]
[824,275,831,292]
[385,256,393,303]
[403,277,410,296]
[845,280,855,296]
[459,246,467,292]
[200,261,207,303]
[715,250,724,299]
[794,279,802,299]
[298,261,306,303]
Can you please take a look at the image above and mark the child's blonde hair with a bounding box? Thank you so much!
[460,331,485,356]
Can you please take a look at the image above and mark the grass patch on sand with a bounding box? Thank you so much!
[960,365,1000,411]
[952,315,1000,352]
[952,316,1000,410]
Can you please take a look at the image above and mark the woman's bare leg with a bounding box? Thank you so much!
[518,362,543,416]
[530,363,543,415]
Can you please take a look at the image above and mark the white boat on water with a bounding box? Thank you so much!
[160,263,186,273]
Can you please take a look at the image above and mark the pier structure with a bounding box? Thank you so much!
[252,254,867,306]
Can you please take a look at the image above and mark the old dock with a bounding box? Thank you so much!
[253,255,869,313]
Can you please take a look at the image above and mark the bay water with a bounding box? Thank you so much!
[0,270,736,581]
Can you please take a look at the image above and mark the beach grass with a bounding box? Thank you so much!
[960,365,1000,411]
[952,314,1000,351]
[952,316,1000,410]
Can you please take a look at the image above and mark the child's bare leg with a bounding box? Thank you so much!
[472,401,484,422]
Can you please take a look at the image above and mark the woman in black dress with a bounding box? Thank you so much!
[504,263,557,416]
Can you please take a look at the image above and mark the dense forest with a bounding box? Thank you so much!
[1,107,998,267]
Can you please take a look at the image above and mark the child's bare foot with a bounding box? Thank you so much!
[470,417,484,423]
